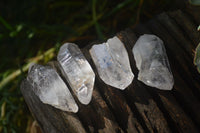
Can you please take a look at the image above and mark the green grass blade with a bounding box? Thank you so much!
[0,16,12,31]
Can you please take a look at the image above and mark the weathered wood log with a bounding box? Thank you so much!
[21,8,200,133]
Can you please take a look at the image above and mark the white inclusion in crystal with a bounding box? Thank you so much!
[132,34,174,90]
[57,43,95,105]
[27,64,78,113]
[90,36,134,90]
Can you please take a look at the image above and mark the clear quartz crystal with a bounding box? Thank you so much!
[90,36,134,90]
[27,64,78,113]
[57,43,95,105]
[132,34,174,90]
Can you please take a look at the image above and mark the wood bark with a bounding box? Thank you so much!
[21,8,200,133]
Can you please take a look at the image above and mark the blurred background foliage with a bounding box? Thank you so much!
[0,0,187,132]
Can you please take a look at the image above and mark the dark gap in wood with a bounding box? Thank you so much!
[143,109,158,133]
[143,110,153,131]
[76,114,91,133]
[135,124,140,133]
[116,129,123,133]
[77,94,115,133]
[75,107,94,133]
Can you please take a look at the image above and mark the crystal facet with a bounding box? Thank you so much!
[90,36,134,90]
[27,64,78,112]
[57,43,95,105]
[132,34,174,90]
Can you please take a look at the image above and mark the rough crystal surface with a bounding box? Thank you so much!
[27,64,78,112]
[90,36,134,90]
[57,43,95,105]
[132,34,174,90]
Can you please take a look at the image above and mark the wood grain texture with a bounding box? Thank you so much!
[21,8,200,133]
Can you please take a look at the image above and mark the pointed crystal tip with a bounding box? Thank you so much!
[27,64,79,113]
[57,43,95,105]
[133,34,174,90]
[90,36,134,90]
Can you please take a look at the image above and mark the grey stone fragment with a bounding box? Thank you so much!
[90,36,134,90]
[27,64,78,113]
[132,34,174,90]
[57,43,95,105]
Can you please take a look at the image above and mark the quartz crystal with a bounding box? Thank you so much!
[132,34,174,90]
[90,36,134,90]
[27,64,78,113]
[57,43,95,105]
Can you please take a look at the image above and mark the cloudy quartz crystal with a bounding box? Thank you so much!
[132,34,174,90]
[27,64,78,113]
[57,43,95,105]
[90,36,134,90]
